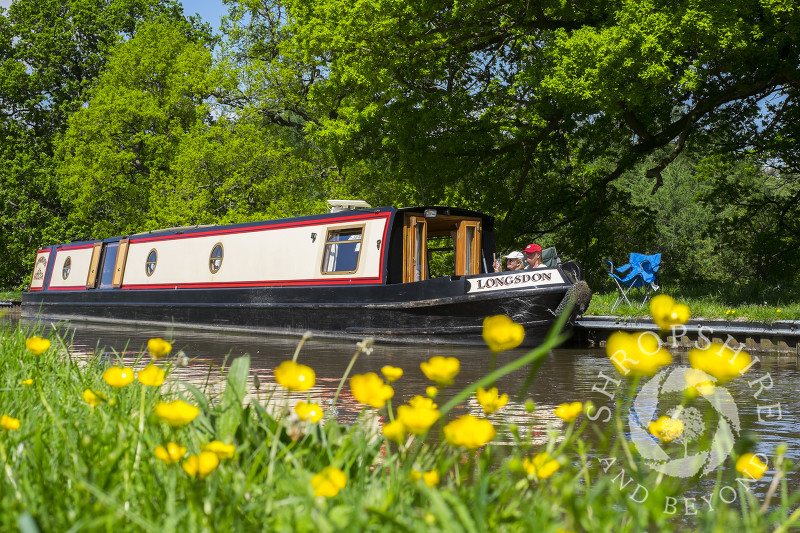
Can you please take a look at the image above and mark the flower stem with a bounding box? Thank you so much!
[133,384,147,471]
[330,343,366,410]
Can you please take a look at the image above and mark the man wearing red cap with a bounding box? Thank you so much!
[523,243,544,269]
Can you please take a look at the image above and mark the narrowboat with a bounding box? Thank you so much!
[22,202,591,345]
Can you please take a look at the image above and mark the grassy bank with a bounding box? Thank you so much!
[1,308,799,531]
[587,290,800,322]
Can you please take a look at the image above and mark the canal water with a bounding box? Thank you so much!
[5,314,800,508]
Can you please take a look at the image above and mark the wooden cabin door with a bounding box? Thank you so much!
[455,220,481,276]
[86,242,103,288]
[403,216,427,282]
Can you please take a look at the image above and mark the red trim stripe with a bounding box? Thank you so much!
[48,285,88,291]
[121,277,383,290]
[57,244,96,252]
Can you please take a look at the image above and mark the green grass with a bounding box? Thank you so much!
[0,290,21,301]
[587,289,800,322]
[2,315,800,531]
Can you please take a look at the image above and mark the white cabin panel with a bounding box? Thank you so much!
[29,250,52,290]
[121,218,387,287]
[48,247,95,289]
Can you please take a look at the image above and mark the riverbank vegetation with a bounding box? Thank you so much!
[1,304,798,531]
[1,1,799,300]
[588,284,800,322]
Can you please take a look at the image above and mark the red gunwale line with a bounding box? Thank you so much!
[121,277,383,290]
[131,213,391,244]
[48,286,88,291]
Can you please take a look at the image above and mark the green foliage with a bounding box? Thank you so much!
[0,0,202,286]
[3,0,800,298]
[56,19,220,237]
[246,0,800,293]
[0,136,66,289]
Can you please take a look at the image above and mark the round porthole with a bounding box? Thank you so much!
[62,256,71,280]
[209,243,224,274]
[145,249,157,277]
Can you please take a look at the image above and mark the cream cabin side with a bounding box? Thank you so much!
[120,217,389,288]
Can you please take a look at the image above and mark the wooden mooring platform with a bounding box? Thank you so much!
[574,315,800,354]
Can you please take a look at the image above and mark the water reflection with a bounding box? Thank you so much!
[9,316,800,497]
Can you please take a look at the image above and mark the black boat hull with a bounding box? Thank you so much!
[22,276,578,346]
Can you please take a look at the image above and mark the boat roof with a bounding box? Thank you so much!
[42,206,495,248]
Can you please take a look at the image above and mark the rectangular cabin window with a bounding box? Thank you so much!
[98,243,119,289]
[321,226,363,274]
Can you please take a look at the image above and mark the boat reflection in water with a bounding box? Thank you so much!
[37,319,584,444]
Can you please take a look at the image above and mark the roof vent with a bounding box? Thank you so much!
[327,199,372,213]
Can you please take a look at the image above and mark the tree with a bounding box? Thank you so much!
[233,0,800,288]
[56,19,220,237]
[58,16,355,238]
[0,0,197,288]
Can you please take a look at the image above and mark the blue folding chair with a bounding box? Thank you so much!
[605,253,661,312]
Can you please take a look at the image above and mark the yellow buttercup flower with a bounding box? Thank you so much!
[1,414,20,431]
[383,420,406,444]
[411,469,440,487]
[736,453,767,480]
[20,379,34,386]
[684,368,716,398]
[137,364,166,387]
[554,401,583,423]
[476,387,509,415]
[688,342,752,384]
[350,372,394,408]
[102,366,135,388]
[25,336,51,355]
[606,331,672,377]
[294,401,324,423]
[274,360,316,391]
[397,403,440,435]
[482,315,525,353]
[311,466,347,498]
[154,400,200,427]
[203,440,236,459]
[423,470,440,487]
[154,442,187,465]
[648,416,684,443]
[426,386,438,398]
[650,294,690,332]
[147,338,172,359]
[408,395,437,409]
[420,356,460,386]
[182,451,219,479]
[381,365,404,383]
[443,414,496,449]
[524,452,559,479]
[82,389,106,407]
